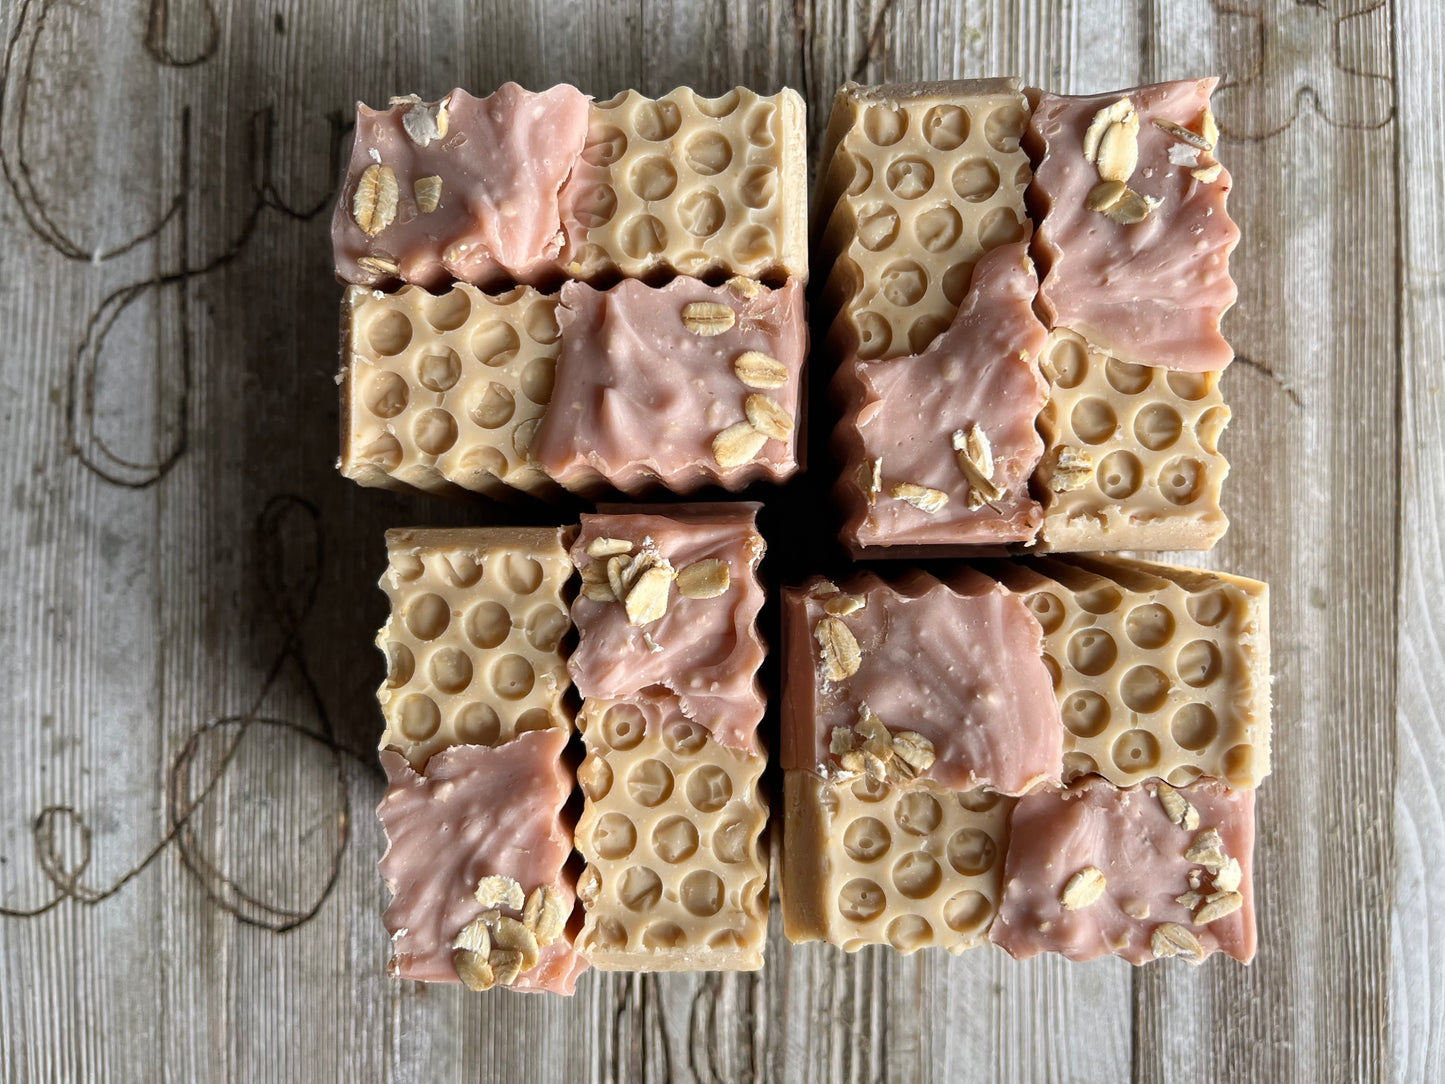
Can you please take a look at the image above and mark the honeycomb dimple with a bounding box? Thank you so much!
[468,384,515,430]
[843,816,892,862]
[404,592,451,640]
[952,157,1000,202]
[454,702,500,745]
[782,771,1013,955]
[946,827,997,877]
[340,284,563,498]
[562,87,807,283]
[1061,689,1110,738]
[680,188,726,236]
[983,102,1027,152]
[896,791,943,836]
[815,80,1033,363]
[428,647,473,694]
[368,309,413,355]
[625,758,675,807]
[375,527,575,770]
[1036,328,1231,552]
[922,104,969,150]
[427,289,472,331]
[1008,555,1270,788]
[653,815,700,862]
[417,348,462,392]
[412,408,458,455]
[574,694,769,971]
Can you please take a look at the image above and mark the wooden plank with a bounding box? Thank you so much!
[1133,2,1399,1082]
[1392,3,1445,1081]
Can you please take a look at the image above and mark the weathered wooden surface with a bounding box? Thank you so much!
[0,0,1431,1081]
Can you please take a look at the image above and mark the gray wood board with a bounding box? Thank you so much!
[0,0,1427,1081]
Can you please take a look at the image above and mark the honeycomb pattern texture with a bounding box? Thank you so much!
[560,88,808,284]
[780,771,1013,954]
[1035,329,1231,552]
[340,284,563,498]
[986,556,1270,789]
[814,79,1033,362]
[574,693,769,971]
[376,527,576,770]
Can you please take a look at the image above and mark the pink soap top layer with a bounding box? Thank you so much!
[990,777,1256,964]
[780,569,1063,796]
[834,243,1047,552]
[1028,79,1240,371]
[332,84,590,289]
[569,505,767,750]
[376,731,588,993]
[531,277,807,495]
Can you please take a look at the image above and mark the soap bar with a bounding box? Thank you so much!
[832,243,1047,552]
[1034,328,1231,551]
[333,85,590,289]
[531,277,807,495]
[339,276,807,499]
[780,770,1013,953]
[560,87,808,284]
[1027,79,1239,371]
[990,776,1255,965]
[376,527,575,770]
[987,556,1271,788]
[339,284,563,498]
[780,569,1062,796]
[574,692,769,970]
[333,85,809,289]
[568,505,766,751]
[377,731,589,992]
[814,79,1032,362]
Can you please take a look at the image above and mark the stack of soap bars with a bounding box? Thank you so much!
[336,85,809,499]
[344,84,806,990]
[335,75,1269,994]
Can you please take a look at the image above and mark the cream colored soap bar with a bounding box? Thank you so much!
[340,277,808,499]
[376,526,575,770]
[1035,329,1231,551]
[814,79,1032,362]
[574,693,769,970]
[333,85,808,289]
[780,770,1012,953]
[561,87,808,284]
[340,285,563,498]
[987,556,1270,789]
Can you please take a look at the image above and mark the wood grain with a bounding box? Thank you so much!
[0,0,1430,1081]
[1392,3,1444,1083]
